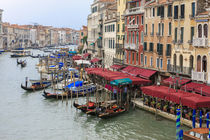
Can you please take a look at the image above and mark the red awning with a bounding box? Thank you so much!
[141,86,172,99]
[139,69,157,79]
[72,55,82,60]
[194,85,210,97]
[166,91,192,104]
[83,53,90,59]
[181,95,210,109]
[181,82,206,92]
[163,77,191,86]
[91,58,101,63]
[127,68,144,76]
[110,65,124,70]
[121,66,138,73]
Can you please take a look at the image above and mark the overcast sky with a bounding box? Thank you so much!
[0,0,92,30]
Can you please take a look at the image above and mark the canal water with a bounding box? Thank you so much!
[0,51,187,140]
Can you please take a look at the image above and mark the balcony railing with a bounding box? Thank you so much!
[127,24,139,29]
[124,43,138,50]
[113,58,124,65]
[192,70,207,83]
[167,64,192,75]
[124,7,144,16]
[193,37,209,47]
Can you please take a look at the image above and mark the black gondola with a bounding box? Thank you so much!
[42,90,86,99]
[21,83,51,91]
[17,59,23,65]
[97,107,126,119]
[21,61,27,67]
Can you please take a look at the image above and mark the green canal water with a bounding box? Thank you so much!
[0,51,188,140]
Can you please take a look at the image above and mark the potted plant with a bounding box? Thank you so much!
[163,105,168,112]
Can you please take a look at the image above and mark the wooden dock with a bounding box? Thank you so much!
[132,99,201,128]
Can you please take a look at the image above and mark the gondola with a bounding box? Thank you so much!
[42,90,86,99]
[73,101,97,113]
[21,61,27,67]
[21,83,51,91]
[17,59,23,65]
[97,106,126,119]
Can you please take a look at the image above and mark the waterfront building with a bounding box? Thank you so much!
[58,30,66,46]
[87,0,115,58]
[191,0,210,83]
[30,28,38,47]
[124,0,144,66]
[79,26,88,48]
[144,0,173,77]
[169,0,197,76]
[104,2,117,68]
[49,28,59,47]
[2,23,16,50]
[0,9,3,49]
[114,0,127,65]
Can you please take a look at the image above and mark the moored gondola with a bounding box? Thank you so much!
[42,90,86,99]
[97,106,126,119]
[21,61,27,67]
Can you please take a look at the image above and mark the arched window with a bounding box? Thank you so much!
[180,55,183,72]
[204,24,208,38]
[198,24,202,38]
[202,56,207,72]
[197,55,201,72]
[174,54,177,67]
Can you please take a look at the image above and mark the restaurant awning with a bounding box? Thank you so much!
[181,82,206,92]
[110,78,132,86]
[181,95,210,109]
[162,77,191,86]
[194,85,210,97]
[141,85,210,109]
[121,66,138,73]
[91,58,101,63]
[110,64,124,70]
[83,53,90,59]
[72,55,82,60]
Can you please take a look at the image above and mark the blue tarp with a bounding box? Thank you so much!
[50,56,56,58]
[64,81,83,89]
[49,65,56,68]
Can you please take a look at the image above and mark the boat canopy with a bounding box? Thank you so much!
[110,78,132,86]
[64,81,83,89]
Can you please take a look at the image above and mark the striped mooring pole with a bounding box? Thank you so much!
[176,109,181,140]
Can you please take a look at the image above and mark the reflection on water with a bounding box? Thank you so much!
[0,50,187,140]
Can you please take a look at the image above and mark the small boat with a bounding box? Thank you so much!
[73,101,97,113]
[11,50,30,58]
[17,59,23,65]
[67,84,96,94]
[21,83,51,91]
[42,90,86,99]
[21,61,27,67]
[97,105,126,119]
[184,128,209,140]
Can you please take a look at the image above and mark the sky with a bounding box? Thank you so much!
[0,0,93,30]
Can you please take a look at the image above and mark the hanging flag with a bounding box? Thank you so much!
[192,109,196,128]
[176,109,181,140]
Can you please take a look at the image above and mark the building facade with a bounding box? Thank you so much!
[104,2,117,68]
[124,0,144,66]
[0,9,3,49]
[144,0,173,76]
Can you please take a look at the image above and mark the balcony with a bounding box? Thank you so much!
[193,38,209,47]
[124,7,144,16]
[116,43,124,52]
[113,58,124,65]
[127,24,139,29]
[167,64,192,75]
[124,43,138,50]
[192,70,208,83]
